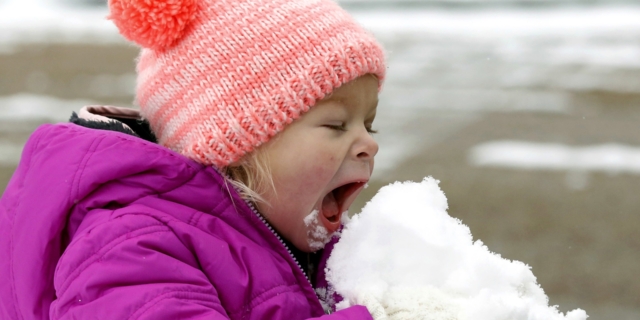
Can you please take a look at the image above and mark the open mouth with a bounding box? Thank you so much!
[320,181,367,228]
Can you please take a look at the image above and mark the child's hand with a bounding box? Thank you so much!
[355,287,462,320]
[383,287,461,320]
[355,292,388,320]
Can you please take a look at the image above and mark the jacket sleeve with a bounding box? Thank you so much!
[50,213,229,320]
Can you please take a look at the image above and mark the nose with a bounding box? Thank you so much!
[353,129,379,162]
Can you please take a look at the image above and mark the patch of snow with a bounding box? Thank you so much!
[357,7,640,70]
[327,177,587,320]
[304,210,332,251]
[355,6,640,38]
[315,287,336,314]
[469,140,640,175]
[0,93,97,122]
[0,0,120,47]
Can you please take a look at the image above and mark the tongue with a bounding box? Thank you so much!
[322,192,339,221]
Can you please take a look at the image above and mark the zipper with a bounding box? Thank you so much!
[244,199,313,286]
[219,171,334,313]
[219,171,312,285]
[245,201,332,315]
[246,200,336,314]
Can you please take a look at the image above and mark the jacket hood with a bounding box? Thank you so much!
[0,115,305,318]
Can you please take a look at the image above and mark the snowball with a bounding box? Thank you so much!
[326,177,588,320]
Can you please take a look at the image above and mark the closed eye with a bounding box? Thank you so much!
[324,123,347,131]
[366,120,377,134]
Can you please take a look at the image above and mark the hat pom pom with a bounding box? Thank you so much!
[108,0,199,50]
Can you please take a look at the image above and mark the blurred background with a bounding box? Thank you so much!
[1,0,639,318]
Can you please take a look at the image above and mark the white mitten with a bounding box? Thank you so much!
[384,286,462,320]
[356,292,389,320]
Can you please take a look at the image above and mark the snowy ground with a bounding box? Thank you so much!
[3,1,640,174]
[1,1,640,319]
[470,141,640,174]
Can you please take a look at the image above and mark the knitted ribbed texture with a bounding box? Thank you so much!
[109,0,386,167]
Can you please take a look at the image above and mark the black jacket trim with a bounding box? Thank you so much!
[69,112,158,143]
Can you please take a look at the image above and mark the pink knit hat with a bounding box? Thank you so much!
[108,0,386,168]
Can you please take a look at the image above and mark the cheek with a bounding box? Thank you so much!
[311,153,340,177]
[286,158,338,198]
[321,147,342,165]
[297,164,332,188]
[272,144,342,198]
[292,144,339,172]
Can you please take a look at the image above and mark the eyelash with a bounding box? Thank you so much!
[325,124,346,131]
[325,124,378,135]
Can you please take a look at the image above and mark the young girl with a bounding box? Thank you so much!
[0,0,385,319]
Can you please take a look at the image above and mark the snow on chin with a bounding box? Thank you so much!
[304,210,332,251]
[326,177,588,320]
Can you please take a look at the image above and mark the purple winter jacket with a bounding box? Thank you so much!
[0,122,371,319]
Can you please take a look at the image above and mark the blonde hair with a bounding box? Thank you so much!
[222,147,274,206]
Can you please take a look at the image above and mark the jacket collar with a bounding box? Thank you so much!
[70,106,157,143]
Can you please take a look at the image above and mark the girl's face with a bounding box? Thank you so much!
[256,75,379,252]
